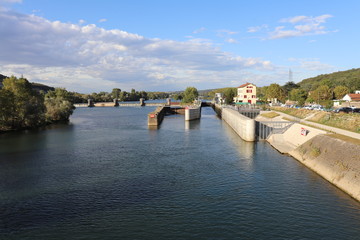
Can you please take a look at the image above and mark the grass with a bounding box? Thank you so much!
[271,107,313,119]
[310,146,321,157]
[260,112,280,118]
[327,134,360,146]
[272,107,360,133]
[308,112,360,133]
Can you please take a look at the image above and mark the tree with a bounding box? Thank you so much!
[2,76,45,129]
[312,85,332,103]
[111,88,121,99]
[223,88,237,104]
[266,83,286,103]
[333,85,349,100]
[289,88,308,106]
[44,88,75,122]
[182,87,198,103]
[0,89,15,130]
[282,81,299,95]
[173,93,183,101]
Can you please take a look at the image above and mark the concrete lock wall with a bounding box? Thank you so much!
[185,107,201,121]
[148,106,167,126]
[222,107,256,142]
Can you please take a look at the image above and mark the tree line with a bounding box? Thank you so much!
[0,76,75,132]
[70,88,170,103]
[205,68,360,107]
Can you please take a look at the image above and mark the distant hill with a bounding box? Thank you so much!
[298,68,360,92]
[0,74,55,92]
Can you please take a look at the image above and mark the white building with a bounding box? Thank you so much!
[233,83,257,104]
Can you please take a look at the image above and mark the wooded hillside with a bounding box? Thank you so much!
[298,68,360,92]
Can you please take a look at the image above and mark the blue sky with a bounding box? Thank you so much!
[0,0,359,93]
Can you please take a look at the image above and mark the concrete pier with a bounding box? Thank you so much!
[148,106,167,126]
[185,106,201,121]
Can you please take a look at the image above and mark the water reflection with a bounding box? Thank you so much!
[221,121,255,171]
[1,107,360,240]
[185,119,201,130]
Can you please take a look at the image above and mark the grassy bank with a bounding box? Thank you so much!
[272,107,360,133]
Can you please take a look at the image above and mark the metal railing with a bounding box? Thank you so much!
[256,121,296,140]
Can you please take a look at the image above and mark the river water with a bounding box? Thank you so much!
[1,106,360,240]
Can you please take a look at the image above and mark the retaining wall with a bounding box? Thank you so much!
[221,107,256,142]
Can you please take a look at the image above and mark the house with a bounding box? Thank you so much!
[214,93,224,104]
[342,93,360,102]
[233,83,257,104]
[340,93,360,108]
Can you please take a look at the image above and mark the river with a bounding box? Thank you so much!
[1,106,360,239]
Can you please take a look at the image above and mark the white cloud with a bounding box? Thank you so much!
[192,27,206,34]
[269,14,334,39]
[0,9,274,92]
[226,38,238,44]
[99,18,107,23]
[247,24,268,33]
[0,0,22,3]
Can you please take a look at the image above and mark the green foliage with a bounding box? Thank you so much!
[333,85,349,99]
[208,87,236,104]
[311,85,332,102]
[45,88,75,123]
[1,76,46,130]
[282,81,300,95]
[111,88,121,99]
[266,83,286,102]
[223,88,237,104]
[173,93,183,101]
[182,87,199,103]
[298,68,360,92]
[289,88,307,106]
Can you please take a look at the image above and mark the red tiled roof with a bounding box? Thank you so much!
[348,94,360,101]
[237,83,256,88]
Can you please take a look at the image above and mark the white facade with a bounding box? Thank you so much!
[234,83,257,104]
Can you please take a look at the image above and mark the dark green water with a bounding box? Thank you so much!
[1,107,360,240]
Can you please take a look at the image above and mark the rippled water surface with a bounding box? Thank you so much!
[1,107,360,240]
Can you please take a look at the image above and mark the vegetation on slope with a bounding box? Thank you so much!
[298,68,360,92]
[272,107,360,133]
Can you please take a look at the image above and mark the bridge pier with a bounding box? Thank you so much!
[88,99,94,107]
[113,98,119,107]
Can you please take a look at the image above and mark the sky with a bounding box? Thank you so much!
[0,0,359,93]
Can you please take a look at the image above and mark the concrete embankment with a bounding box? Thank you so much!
[214,104,255,142]
[267,123,327,154]
[290,134,360,202]
[266,120,360,202]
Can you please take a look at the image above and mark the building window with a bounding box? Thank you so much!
[246,90,252,93]
[252,95,256,98]
[244,95,247,98]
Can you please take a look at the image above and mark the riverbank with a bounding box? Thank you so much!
[290,134,360,201]
[260,111,360,202]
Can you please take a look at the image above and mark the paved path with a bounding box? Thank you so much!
[273,110,360,140]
